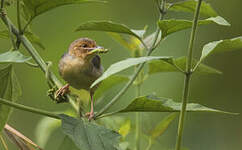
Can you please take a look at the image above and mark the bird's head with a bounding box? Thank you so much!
[68,38,107,60]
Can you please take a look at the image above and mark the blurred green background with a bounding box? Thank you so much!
[0,0,242,150]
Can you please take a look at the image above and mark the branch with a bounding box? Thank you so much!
[0,0,4,9]
[0,98,60,119]
[175,0,202,150]
[16,0,22,32]
[0,12,79,113]
[0,134,8,150]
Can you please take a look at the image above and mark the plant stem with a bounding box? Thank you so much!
[135,85,142,150]
[0,134,8,150]
[95,0,166,118]
[0,98,60,119]
[25,61,39,68]
[16,0,22,32]
[135,112,141,150]
[22,18,32,33]
[145,138,153,150]
[175,0,202,150]
[151,0,166,51]
[135,63,142,150]
[0,0,4,9]
[16,0,22,48]
[6,18,17,50]
[0,12,79,112]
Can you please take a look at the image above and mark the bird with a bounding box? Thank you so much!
[56,38,107,120]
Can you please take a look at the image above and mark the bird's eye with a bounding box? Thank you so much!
[81,44,88,48]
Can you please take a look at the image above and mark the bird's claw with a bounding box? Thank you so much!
[85,112,95,121]
[55,84,70,99]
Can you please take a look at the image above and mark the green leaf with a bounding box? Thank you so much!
[3,0,14,7]
[199,36,242,62]
[148,56,222,75]
[150,113,177,140]
[60,114,121,150]
[158,16,230,38]
[22,0,106,20]
[119,142,129,150]
[0,30,8,39]
[97,116,126,131]
[0,30,45,49]
[58,136,80,150]
[75,21,145,40]
[24,31,45,50]
[90,56,172,88]
[168,0,218,17]
[108,33,142,51]
[0,65,21,132]
[94,75,129,99]
[35,109,76,146]
[35,117,61,146]
[140,31,161,49]
[118,96,237,115]
[0,51,31,63]
[118,120,131,138]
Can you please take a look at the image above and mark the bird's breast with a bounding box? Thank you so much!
[58,54,102,90]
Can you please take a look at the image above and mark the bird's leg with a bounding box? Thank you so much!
[55,84,70,98]
[85,91,95,121]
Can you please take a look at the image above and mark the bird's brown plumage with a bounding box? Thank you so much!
[58,38,103,91]
[57,38,106,120]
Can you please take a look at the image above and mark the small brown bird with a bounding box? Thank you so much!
[56,38,107,120]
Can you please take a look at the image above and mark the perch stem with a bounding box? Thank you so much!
[0,98,60,119]
[175,0,202,150]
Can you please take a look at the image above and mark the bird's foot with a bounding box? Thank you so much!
[55,84,70,99]
[85,112,95,121]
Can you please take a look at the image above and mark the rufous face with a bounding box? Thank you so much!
[68,38,97,59]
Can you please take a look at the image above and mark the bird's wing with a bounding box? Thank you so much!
[91,55,101,69]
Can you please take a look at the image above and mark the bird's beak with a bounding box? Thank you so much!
[87,46,108,56]
[96,46,104,50]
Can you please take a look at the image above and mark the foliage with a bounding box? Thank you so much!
[0,51,31,63]
[148,56,222,75]
[116,96,236,114]
[158,16,230,39]
[22,0,106,20]
[0,0,241,150]
[60,114,121,150]
[91,56,173,88]
[0,65,21,132]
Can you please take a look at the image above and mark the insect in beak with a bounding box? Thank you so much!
[86,46,108,56]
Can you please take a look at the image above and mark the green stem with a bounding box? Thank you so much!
[145,138,153,150]
[25,61,39,68]
[0,98,60,119]
[16,0,22,32]
[175,0,202,150]
[0,13,79,112]
[6,18,17,50]
[135,111,141,150]
[186,2,202,73]
[16,0,22,48]
[95,0,166,118]
[135,63,142,150]
[0,0,4,9]
[0,135,8,150]
[22,18,32,33]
